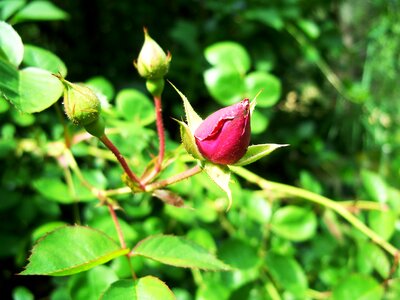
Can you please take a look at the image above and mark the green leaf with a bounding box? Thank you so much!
[243,193,272,224]
[23,44,67,77]
[0,57,19,100]
[368,210,396,241]
[332,274,384,300]
[298,19,320,39]
[204,41,251,73]
[17,67,63,113]
[233,143,288,166]
[299,170,323,195]
[203,162,232,210]
[250,108,269,134]
[357,242,390,278]
[12,286,34,300]
[32,177,72,204]
[69,265,118,300]
[116,89,155,126]
[101,277,175,300]
[361,170,388,203]
[20,225,129,276]
[176,119,203,159]
[131,235,231,271]
[31,221,67,241]
[245,71,281,107]
[0,21,23,67]
[265,252,308,296]
[243,9,284,30]
[85,76,115,101]
[169,81,202,132]
[12,0,69,24]
[271,206,317,241]
[384,278,400,300]
[0,0,26,21]
[186,228,217,254]
[204,67,245,105]
[218,239,259,270]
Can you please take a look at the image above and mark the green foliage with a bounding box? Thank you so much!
[1,0,400,299]
[102,277,175,300]
[20,226,129,276]
[132,235,230,270]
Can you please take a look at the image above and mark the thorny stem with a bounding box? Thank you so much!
[230,166,399,257]
[100,134,145,190]
[145,165,202,192]
[142,95,166,184]
[154,95,165,173]
[107,204,137,280]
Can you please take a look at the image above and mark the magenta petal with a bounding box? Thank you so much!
[194,99,251,165]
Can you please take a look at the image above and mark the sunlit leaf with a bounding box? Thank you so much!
[266,252,308,296]
[0,21,23,66]
[23,44,67,76]
[131,235,231,271]
[245,71,281,107]
[331,274,384,300]
[12,0,69,23]
[116,89,155,126]
[204,41,251,73]
[204,67,245,105]
[271,206,317,241]
[101,277,175,300]
[21,225,129,276]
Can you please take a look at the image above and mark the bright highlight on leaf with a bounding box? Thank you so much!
[101,277,175,300]
[21,225,129,276]
[131,234,231,271]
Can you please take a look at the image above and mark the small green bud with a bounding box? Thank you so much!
[55,75,105,137]
[134,28,171,80]
[146,78,164,97]
[61,79,101,126]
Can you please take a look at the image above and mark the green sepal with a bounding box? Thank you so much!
[146,78,164,97]
[233,143,289,166]
[169,81,203,132]
[84,117,105,138]
[175,118,204,160]
[203,162,233,211]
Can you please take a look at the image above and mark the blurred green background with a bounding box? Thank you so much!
[1,0,400,299]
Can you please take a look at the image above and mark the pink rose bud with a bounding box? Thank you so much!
[194,99,251,165]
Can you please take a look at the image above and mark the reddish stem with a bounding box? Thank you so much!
[107,204,137,280]
[154,95,165,174]
[146,165,202,191]
[107,204,126,249]
[100,134,145,190]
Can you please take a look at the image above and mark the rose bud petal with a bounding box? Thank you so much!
[194,99,251,165]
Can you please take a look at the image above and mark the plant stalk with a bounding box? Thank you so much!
[145,165,202,191]
[230,166,399,257]
[107,204,137,280]
[100,134,145,190]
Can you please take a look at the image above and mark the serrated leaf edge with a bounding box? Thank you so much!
[131,234,232,271]
[20,225,128,276]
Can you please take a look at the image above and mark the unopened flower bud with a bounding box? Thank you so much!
[57,76,105,137]
[194,99,251,165]
[134,28,171,80]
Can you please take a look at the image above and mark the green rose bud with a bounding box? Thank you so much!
[134,28,171,80]
[56,75,105,138]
